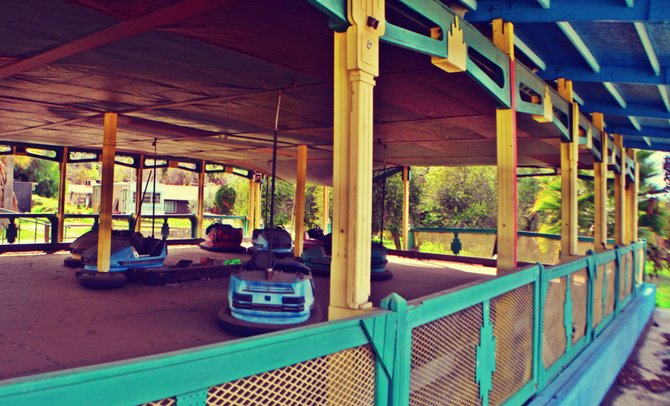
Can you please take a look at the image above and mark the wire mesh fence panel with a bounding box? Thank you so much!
[410,304,483,406]
[605,262,616,317]
[490,283,535,406]
[413,231,496,257]
[636,247,645,287]
[207,345,376,406]
[517,236,561,265]
[624,252,634,297]
[592,264,605,328]
[140,399,176,406]
[542,277,567,369]
[570,269,588,344]
[618,254,628,303]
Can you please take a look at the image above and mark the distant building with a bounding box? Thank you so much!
[86,182,198,215]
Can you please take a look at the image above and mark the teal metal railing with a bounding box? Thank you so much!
[0,242,649,405]
[0,213,249,247]
[408,227,617,264]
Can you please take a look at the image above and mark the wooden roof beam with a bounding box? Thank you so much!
[0,0,232,81]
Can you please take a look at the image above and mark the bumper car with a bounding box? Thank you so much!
[199,222,245,253]
[247,226,293,258]
[302,237,393,281]
[64,229,131,268]
[218,251,321,335]
[303,226,326,251]
[77,232,167,289]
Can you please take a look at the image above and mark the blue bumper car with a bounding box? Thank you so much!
[302,237,393,281]
[247,226,293,258]
[64,229,132,268]
[77,232,167,289]
[218,251,322,335]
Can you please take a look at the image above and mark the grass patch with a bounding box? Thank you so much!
[646,262,670,308]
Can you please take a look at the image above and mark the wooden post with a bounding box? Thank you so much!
[558,78,579,258]
[321,185,329,232]
[97,113,117,273]
[196,160,205,239]
[329,0,384,320]
[402,167,410,251]
[493,19,518,273]
[134,154,144,232]
[626,150,638,243]
[592,114,608,251]
[614,135,627,245]
[56,147,68,242]
[294,145,308,257]
[248,177,255,237]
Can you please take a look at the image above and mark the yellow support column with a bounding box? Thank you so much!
[558,79,579,258]
[493,19,518,273]
[294,145,308,257]
[592,114,608,251]
[255,180,262,230]
[56,147,68,242]
[402,167,410,251]
[626,150,638,243]
[614,134,627,245]
[97,113,117,273]
[134,155,144,232]
[196,160,205,239]
[321,185,329,232]
[248,177,256,236]
[329,0,384,320]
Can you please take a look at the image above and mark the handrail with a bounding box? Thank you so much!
[0,241,648,405]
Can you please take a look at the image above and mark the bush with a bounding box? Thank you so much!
[214,185,236,215]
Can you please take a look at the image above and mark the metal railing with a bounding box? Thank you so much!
[408,227,617,264]
[0,213,249,249]
[0,241,650,405]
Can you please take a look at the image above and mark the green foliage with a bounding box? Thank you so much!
[415,167,497,229]
[214,184,236,215]
[531,176,595,235]
[14,156,59,197]
[260,178,295,227]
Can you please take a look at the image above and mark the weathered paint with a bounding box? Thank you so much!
[558,79,579,258]
[56,147,68,242]
[196,160,205,239]
[402,167,410,251]
[493,19,518,273]
[329,0,385,319]
[97,112,117,273]
[293,145,308,257]
[592,113,608,251]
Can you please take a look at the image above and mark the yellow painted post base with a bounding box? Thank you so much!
[328,304,373,321]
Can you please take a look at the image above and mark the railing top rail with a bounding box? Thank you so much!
[408,264,540,327]
[0,309,389,405]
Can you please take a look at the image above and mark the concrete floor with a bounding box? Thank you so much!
[0,245,494,380]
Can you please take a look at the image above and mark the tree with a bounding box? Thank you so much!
[214,185,236,215]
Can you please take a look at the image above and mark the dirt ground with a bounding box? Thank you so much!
[603,308,670,405]
[0,246,494,381]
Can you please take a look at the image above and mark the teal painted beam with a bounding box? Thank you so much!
[538,0,551,9]
[658,85,670,111]
[626,0,635,7]
[515,34,547,71]
[557,22,600,73]
[628,116,641,131]
[634,22,660,76]
[603,82,627,108]
[583,101,670,120]
[305,0,347,30]
[541,65,670,85]
[456,0,478,11]
[465,0,670,23]
[607,123,670,139]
